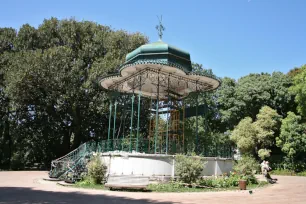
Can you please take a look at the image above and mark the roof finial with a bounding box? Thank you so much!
[155,15,165,41]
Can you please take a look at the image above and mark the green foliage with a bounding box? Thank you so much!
[258,149,272,160]
[218,73,294,130]
[276,112,306,166]
[87,154,107,184]
[197,172,258,188]
[75,176,106,189]
[175,154,205,184]
[148,178,263,192]
[198,176,239,188]
[10,152,24,170]
[231,106,281,157]
[290,65,306,117]
[297,171,306,176]
[271,169,306,176]
[0,18,148,168]
[233,155,260,176]
[230,117,256,153]
[253,106,281,146]
[148,181,186,192]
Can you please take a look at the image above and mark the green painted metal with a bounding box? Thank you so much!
[112,101,117,142]
[136,91,142,152]
[196,85,199,154]
[108,102,112,141]
[49,138,233,179]
[129,95,135,152]
[154,75,160,154]
[166,77,170,155]
[123,41,192,74]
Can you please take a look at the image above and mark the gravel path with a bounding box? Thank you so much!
[0,171,305,204]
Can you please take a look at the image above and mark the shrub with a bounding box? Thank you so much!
[197,173,241,188]
[10,153,24,170]
[197,178,214,187]
[87,154,107,184]
[175,154,205,184]
[297,171,306,176]
[233,155,260,175]
[241,174,258,185]
[148,181,185,192]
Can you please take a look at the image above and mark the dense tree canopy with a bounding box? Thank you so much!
[290,65,306,117]
[0,18,148,168]
[277,112,306,162]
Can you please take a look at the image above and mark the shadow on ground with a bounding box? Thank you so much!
[0,187,173,204]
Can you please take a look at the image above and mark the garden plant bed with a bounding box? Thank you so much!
[65,180,268,192]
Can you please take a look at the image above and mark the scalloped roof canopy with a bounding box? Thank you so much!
[100,41,220,99]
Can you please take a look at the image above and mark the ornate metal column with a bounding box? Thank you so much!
[107,101,113,151]
[136,91,142,152]
[154,73,160,154]
[112,101,117,149]
[129,94,135,152]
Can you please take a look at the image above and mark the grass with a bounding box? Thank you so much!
[271,169,306,176]
[70,180,268,193]
[147,181,268,193]
[74,182,106,190]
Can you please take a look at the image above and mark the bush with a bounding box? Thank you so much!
[10,153,24,170]
[148,181,185,192]
[233,155,260,175]
[175,154,205,184]
[297,171,306,176]
[271,169,306,176]
[197,172,257,188]
[87,154,107,184]
[241,174,258,185]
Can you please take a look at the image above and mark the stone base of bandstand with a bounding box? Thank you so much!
[97,151,233,182]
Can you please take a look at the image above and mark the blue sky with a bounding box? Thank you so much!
[1,0,305,79]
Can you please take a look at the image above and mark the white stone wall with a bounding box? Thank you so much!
[99,152,233,178]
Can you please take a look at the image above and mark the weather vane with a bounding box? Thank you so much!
[155,15,165,41]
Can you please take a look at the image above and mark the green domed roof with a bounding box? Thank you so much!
[123,41,192,73]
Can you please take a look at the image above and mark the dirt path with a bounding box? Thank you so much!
[0,171,305,204]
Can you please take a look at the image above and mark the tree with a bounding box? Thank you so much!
[0,18,148,168]
[253,106,281,147]
[276,112,306,165]
[0,27,16,168]
[290,65,306,117]
[230,117,256,154]
[230,106,281,158]
[218,72,295,131]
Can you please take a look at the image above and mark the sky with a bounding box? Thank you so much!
[1,0,305,79]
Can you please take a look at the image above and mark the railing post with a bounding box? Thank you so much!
[154,74,160,154]
[112,101,117,150]
[136,91,142,152]
[107,101,113,151]
[129,94,135,152]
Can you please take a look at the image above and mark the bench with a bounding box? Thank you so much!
[105,176,150,190]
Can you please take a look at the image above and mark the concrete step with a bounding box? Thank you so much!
[106,175,149,189]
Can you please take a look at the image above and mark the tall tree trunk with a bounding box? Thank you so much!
[62,126,71,155]
[3,113,11,168]
[71,104,82,149]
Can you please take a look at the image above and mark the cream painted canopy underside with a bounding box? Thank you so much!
[100,64,220,100]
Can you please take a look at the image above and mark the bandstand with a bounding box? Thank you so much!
[49,23,233,180]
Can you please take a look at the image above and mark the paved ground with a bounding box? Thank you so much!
[0,171,305,204]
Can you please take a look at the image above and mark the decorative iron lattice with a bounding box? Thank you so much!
[49,139,233,179]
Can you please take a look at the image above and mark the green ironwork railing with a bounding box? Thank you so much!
[49,139,233,179]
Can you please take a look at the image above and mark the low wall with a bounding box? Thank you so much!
[99,152,233,178]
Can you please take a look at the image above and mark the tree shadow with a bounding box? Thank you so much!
[0,187,173,204]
